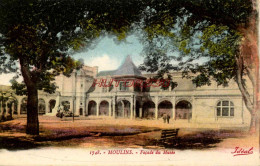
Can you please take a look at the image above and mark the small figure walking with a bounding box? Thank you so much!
[166,114,170,124]
[163,113,167,123]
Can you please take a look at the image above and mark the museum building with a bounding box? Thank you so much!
[0,56,252,125]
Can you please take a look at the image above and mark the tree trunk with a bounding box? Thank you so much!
[237,11,259,133]
[26,85,39,135]
[249,112,257,133]
[19,59,39,135]
[236,50,259,134]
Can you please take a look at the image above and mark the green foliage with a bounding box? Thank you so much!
[0,0,90,93]
[0,0,148,95]
[0,0,254,92]
[139,0,252,87]
[10,79,27,96]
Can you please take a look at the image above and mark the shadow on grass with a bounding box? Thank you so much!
[0,136,46,151]
[0,124,247,150]
[156,137,222,149]
[146,129,246,150]
[34,128,161,142]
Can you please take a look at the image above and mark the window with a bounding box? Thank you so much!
[134,82,141,92]
[216,100,234,117]
[119,81,129,91]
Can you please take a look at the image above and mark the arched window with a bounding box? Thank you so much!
[216,101,234,117]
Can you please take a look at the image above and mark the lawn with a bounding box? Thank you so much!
[0,116,257,150]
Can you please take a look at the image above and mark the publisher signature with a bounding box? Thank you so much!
[231,147,253,156]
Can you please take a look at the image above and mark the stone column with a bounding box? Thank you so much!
[139,102,143,118]
[82,101,85,117]
[171,97,176,120]
[190,96,195,123]
[113,97,116,118]
[12,102,15,116]
[96,101,99,117]
[108,101,111,117]
[17,99,21,116]
[85,99,89,116]
[122,101,125,118]
[130,96,133,119]
[155,96,158,119]
[73,97,76,116]
[75,97,80,116]
[133,97,136,119]
[139,108,142,118]
[155,104,158,120]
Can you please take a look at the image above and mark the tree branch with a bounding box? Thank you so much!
[236,54,253,113]
[19,57,34,87]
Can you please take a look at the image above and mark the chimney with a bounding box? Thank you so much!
[93,66,98,77]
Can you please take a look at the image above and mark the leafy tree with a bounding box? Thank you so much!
[0,0,147,135]
[0,0,92,135]
[1,0,257,135]
[139,0,258,132]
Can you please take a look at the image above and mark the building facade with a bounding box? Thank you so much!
[0,56,252,126]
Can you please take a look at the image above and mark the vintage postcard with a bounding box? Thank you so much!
[0,0,259,165]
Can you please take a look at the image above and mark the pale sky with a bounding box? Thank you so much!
[0,32,210,86]
[73,34,144,71]
[0,34,145,85]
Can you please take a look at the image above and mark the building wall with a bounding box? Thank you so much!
[0,65,253,128]
[192,97,243,123]
[87,71,253,126]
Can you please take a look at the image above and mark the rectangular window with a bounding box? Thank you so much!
[119,82,129,91]
[134,82,141,92]
[119,82,124,91]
